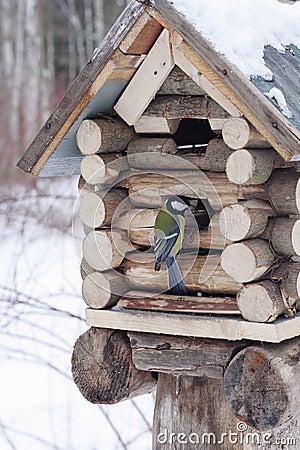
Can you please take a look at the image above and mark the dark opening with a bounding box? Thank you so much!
[173,118,216,149]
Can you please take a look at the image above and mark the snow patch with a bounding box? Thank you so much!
[265,87,293,118]
[171,0,300,78]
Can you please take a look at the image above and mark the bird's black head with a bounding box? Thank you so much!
[165,196,189,216]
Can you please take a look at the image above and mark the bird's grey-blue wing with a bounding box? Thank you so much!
[154,219,180,271]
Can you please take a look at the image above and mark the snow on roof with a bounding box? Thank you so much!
[171,0,300,79]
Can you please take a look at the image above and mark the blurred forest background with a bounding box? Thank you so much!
[0,1,154,449]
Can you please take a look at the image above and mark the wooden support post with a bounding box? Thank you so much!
[153,374,245,450]
[71,327,156,404]
[221,239,275,283]
[224,337,300,431]
[76,117,135,155]
[222,118,271,149]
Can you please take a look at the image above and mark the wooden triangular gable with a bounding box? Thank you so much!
[17,0,300,177]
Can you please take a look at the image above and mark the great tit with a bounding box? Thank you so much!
[154,196,188,295]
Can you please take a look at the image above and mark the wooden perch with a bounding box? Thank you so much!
[119,291,239,315]
[128,332,247,379]
[139,95,228,120]
[266,169,300,215]
[83,230,133,271]
[261,217,300,256]
[222,117,271,149]
[158,65,205,96]
[76,117,135,155]
[225,148,278,185]
[71,327,156,404]
[224,337,300,430]
[124,253,243,295]
[127,138,235,172]
[219,200,273,241]
[80,154,128,185]
[221,239,275,283]
[82,271,127,309]
[79,188,127,228]
[124,171,266,211]
[237,280,293,323]
[273,261,300,301]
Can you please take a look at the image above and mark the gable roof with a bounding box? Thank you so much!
[17,0,300,177]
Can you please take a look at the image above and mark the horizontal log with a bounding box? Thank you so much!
[82,271,127,309]
[158,66,205,96]
[124,253,242,295]
[71,327,156,404]
[134,117,180,134]
[119,291,239,314]
[124,171,266,211]
[128,332,248,379]
[222,117,271,149]
[83,230,134,271]
[80,154,128,185]
[127,138,235,172]
[141,95,229,119]
[76,117,136,155]
[80,258,94,279]
[225,148,278,185]
[79,188,127,228]
[221,239,275,283]
[237,280,293,323]
[266,169,300,215]
[272,261,300,301]
[224,337,300,430]
[78,175,94,193]
[219,200,274,241]
[261,217,300,256]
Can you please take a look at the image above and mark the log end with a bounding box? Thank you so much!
[77,119,101,155]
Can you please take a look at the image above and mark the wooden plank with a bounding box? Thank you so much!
[38,156,83,177]
[173,46,241,117]
[114,28,174,125]
[119,12,163,55]
[148,2,300,160]
[17,2,147,175]
[86,309,300,343]
[119,291,240,314]
[128,332,249,378]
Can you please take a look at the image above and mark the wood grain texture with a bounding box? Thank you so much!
[85,308,300,343]
[224,338,300,430]
[119,291,240,315]
[129,332,248,378]
[71,327,156,404]
[119,12,163,54]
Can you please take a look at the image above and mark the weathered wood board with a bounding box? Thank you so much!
[86,309,300,343]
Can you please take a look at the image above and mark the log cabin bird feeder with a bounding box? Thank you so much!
[18,0,300,445]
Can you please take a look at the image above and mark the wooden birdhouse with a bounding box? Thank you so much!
[18,0,300,443]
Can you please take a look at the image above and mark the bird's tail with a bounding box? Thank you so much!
[166,256,187,295]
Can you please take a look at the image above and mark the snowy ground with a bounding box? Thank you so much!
[0,177,154,450]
